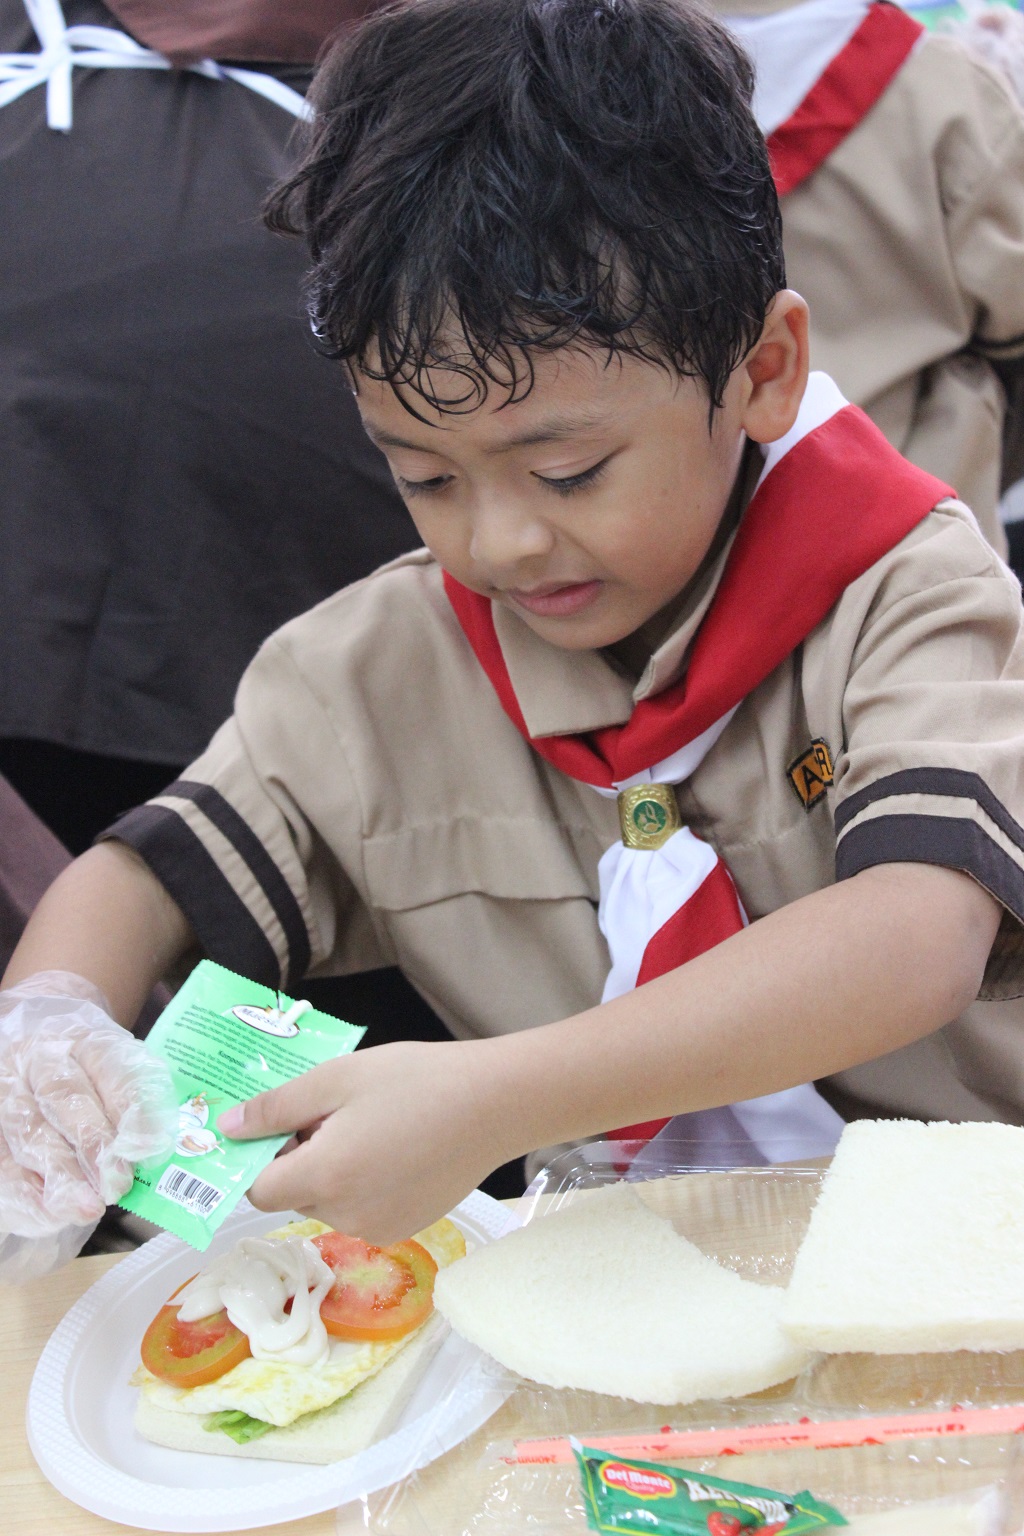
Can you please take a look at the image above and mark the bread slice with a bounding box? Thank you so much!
[433,1183,807,1403]
[133,1313,443,1464]
[843,1493,999,1536]
[781,1119,1024,1353]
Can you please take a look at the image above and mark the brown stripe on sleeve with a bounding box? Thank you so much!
[835,767,1024,856]
[836,812,1024,926]
[101,803,284,987]
[977,329,1024,359]
[162,780,312,983]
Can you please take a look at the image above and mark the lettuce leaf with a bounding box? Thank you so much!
[203,1409,275,1444]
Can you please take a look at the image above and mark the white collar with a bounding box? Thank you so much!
[723,0,873,135]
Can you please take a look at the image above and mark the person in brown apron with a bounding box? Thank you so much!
[0,0,413,854]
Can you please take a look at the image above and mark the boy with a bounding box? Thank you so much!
[1,0,1019,1258]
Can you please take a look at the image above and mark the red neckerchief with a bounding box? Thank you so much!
[767,2,924,199]
[444,404,952,782]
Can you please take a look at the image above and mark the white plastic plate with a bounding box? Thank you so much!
[27,1192,518,1532]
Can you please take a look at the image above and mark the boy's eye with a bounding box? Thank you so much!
[396,473,453,497]
[535,455,612,496]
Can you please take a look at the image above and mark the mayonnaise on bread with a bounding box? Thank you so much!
[177,1235,335,1367]
[133,1216,468,1463]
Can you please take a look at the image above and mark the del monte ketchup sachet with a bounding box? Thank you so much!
[119,960,363,1249]
[573,1443,847,1536]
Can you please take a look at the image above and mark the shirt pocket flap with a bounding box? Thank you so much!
[362,815,600,912]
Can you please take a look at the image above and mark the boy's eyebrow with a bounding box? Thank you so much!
[487,412,616,453]
[362,410,615,455]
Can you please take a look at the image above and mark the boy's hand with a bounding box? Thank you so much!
[219,1040,510,1244]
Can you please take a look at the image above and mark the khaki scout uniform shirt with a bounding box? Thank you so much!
[107,494,1024,1129]
[714,2,1024,555]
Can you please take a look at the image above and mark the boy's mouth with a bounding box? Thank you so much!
[505,580,603,618]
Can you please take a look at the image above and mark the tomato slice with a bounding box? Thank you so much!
[140,1277,252,1388]
[314,1232,437,1342]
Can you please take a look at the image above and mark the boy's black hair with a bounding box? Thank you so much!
[267,0,785,413]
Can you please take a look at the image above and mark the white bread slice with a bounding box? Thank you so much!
[781,1119,1024,1353]
[843,1493,999,1536]
[433,1184,807,1403]
[133,1313,443,1464]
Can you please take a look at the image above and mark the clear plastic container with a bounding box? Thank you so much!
[355,1140,1024,1535]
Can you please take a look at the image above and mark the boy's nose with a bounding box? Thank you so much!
[468,498,555,576]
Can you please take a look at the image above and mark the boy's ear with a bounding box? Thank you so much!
[739,291,810,444]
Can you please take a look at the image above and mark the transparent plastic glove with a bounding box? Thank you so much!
[0,1225,100,1285]
[0,971,176,1279]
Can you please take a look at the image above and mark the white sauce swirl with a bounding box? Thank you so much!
[176,1235,335,1367]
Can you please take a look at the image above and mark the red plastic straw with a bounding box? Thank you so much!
[508,1404,1024,1464]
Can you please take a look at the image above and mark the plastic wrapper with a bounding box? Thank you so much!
[356,1140,1024,1535]
[0,1222,99,1285]
[361,1428,1019,1536]
[0,970,177,1280]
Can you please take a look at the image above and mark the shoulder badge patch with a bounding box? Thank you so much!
[787,739,834,811]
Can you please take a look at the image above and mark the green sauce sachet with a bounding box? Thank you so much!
[573,1443,848,1536]
[118,959,364,1249]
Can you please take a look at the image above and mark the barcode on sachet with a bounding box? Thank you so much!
[155,1164,226,1214]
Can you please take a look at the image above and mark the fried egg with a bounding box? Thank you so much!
[134,1216,466,1428]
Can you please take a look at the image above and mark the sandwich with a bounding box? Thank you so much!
[132,1215,465,1462]
[433,1183,808,1403]
[781,1118,1024,1353]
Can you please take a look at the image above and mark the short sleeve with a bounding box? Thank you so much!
[831,504,1024,999]
[99,635,386,989]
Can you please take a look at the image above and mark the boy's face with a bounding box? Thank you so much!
[355,325,796,652]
